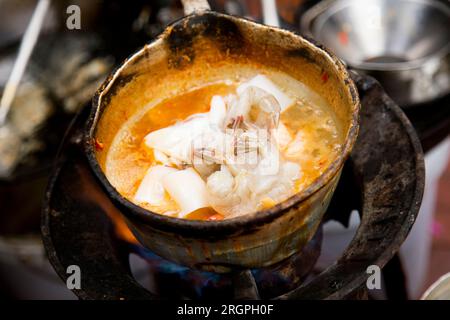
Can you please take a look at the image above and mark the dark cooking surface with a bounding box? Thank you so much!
[41,73,424,299]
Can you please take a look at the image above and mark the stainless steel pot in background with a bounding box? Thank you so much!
[301,0,450,108]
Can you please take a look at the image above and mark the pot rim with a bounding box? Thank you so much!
[84,11,361,235]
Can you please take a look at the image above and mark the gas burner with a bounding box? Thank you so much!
[41,73,424,300]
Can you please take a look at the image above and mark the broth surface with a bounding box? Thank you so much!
[105,72,343,220]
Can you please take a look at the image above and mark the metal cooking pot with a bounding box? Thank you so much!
[301,0,450,107]
[84,0,360,273]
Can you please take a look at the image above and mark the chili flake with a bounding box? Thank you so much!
[95,138,104,151]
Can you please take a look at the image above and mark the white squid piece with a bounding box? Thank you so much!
[134,165,177,205]
[274,122,293,150]
[162,167,210,218]
[137,74,303,219]
[144,114,211,165]
[208,95,226,128]
[207,166,252,218]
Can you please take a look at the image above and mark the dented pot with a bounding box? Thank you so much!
[84,0,360,272]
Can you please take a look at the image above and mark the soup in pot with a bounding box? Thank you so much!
[104,71,343,221]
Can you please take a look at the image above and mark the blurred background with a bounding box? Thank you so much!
[0,0,448,299]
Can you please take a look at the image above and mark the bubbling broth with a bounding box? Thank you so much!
[105,71,343,221]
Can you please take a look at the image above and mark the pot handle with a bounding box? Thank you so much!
[181,0,211,15]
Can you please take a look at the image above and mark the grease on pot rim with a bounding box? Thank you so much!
[103,72,343,221]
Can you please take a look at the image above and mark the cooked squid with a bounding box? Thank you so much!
[144,113,211,166]
[134,165,177,205]
[132,75,304,218]
[162,168,210,218]
[108,73,342,220]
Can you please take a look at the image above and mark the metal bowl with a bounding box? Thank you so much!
[84,2,360,273]
[301,0,450,107]
[421,272,450,300]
